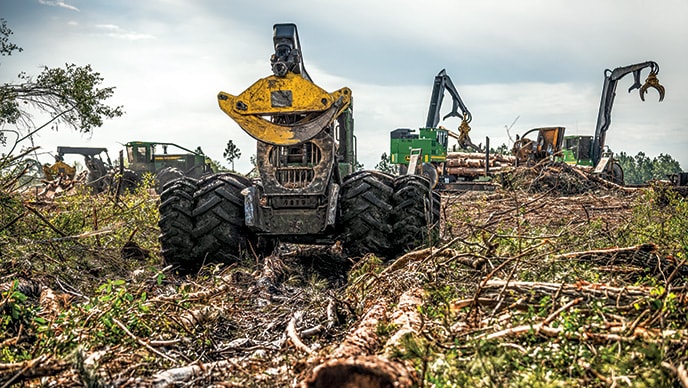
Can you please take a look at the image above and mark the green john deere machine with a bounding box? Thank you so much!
[559,61,665,183]
[513,61,665,185]
[390,69,482,188]
[123,141,214,191]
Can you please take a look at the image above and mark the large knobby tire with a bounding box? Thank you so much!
[392,175,436,255]
[156,167,185,194]
[86,171,108,194]
[339,171,395,259]
[122,170,141,193]
[158,176,198,271]
[105,169,141,194]
[611,161,624,186]
[192,173,252,263]
[431,189,441,226]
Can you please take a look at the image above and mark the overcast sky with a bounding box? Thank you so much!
[2,0,687,172]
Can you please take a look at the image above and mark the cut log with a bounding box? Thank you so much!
[446,152,516,164]
[302,356,414,388]
[301,289,425,388]
[445,166,505,177]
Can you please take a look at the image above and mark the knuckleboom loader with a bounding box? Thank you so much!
[158,24,438,271]
[513,61,665,185]
[389,69,487,189]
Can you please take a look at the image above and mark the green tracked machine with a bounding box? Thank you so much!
[513,61,665,184]
[158,23,439,272]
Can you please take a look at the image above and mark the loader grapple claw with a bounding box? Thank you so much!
[639,72,665,102]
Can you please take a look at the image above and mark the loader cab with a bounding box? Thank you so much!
[560,135,593,166]
[389,127,448,165]
[127,142,152,164]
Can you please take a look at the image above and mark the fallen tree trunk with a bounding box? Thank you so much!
[554,243,686,277]
[301,289,425,388]
[0,355,69,387]
[555,243,658,260]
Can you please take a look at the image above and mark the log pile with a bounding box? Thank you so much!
[444,151,516,178]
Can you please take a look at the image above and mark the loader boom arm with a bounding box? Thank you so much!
[592,61,664,165]
[426,69,472,128]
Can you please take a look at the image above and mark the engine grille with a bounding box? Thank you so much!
[268,142,322,188]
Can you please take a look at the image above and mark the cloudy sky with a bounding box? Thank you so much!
[2,0,687,172]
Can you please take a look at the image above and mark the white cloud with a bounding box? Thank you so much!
[3,0,687,172]
[93,24,155,40]
[94,24,119,31]
[38,0,79,12]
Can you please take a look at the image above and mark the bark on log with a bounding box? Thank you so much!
[382,288,424,357]
[446,152,516,164]
[329,303,388,359]
[445,166,505,177]
[303,356,414,388]
[150,358,242,388]
[301,289,425,388]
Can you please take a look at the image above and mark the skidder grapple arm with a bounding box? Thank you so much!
[217,73,351,146]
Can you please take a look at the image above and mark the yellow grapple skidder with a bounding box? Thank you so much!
[158,23,439,272]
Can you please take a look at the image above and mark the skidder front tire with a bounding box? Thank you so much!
[392,175,436,255]
[158,176,198,272]
[339,171,395,259]
[192,173,251,263]
[156,167,184,194]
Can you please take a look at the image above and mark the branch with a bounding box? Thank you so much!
[287,312,313,354]
[112,318,176,363]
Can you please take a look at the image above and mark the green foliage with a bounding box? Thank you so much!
[0,19,22,57]
[617,151,682,185]
[375,152,397,174]
[490,143,510,155]
[223,140,241,171]
[618,184,688,261]
[1,64,124,133]
[1,182,161,287]
[0,282,40,361]
[0,182,166,365]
